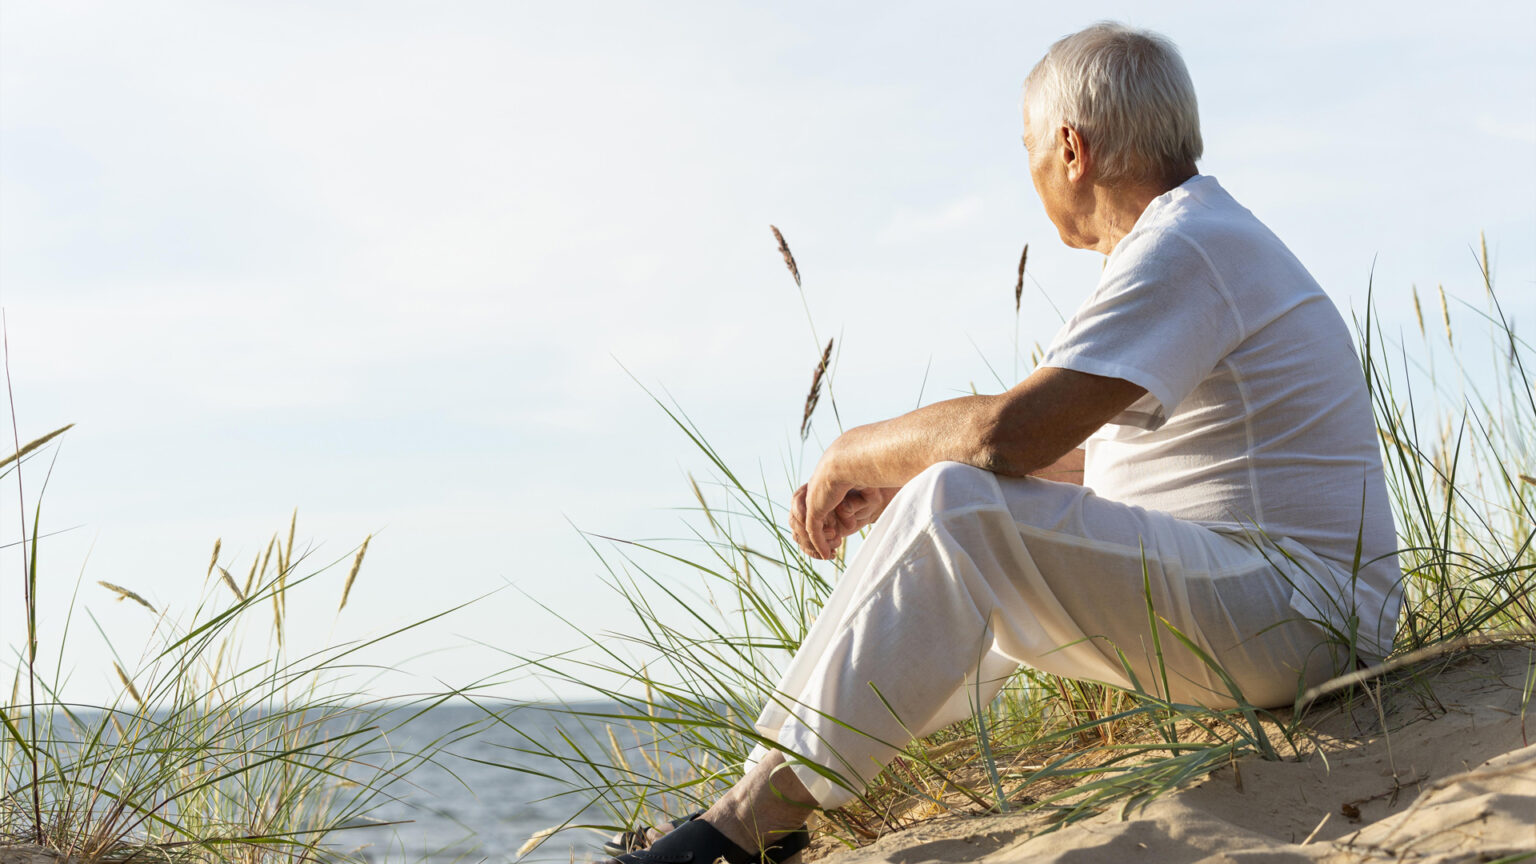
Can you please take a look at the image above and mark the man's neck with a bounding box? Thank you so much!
[1079,168,1197,255]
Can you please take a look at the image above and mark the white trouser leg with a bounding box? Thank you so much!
[748,462,1341,808]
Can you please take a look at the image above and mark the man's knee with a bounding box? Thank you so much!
[896,461,1006,518]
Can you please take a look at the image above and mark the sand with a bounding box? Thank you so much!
[815,644,1535,864]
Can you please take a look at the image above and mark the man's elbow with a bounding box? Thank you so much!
[966,406,1039,477]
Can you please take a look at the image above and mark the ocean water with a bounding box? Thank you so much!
[350,702,678,863]
[7,702,688,863]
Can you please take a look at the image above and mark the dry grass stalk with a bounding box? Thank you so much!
[277,509,297,634]
[273,588,285,652]
[1438,284,1453,347]
[0,423,74,472]
[1411,285,1424,337]
[283,509,297,577]
[606,725,631,774]
[1480,232,1490,293]
[1015,243,1029,313]
[218,567,244,602]
[517,826,558,858]
[259,535,276,583]
[206,538,221,579]
[113,663,143,707]
[801,338,834,441]
[243,556,259,598]
[273,529,288,650]
[97,581,156,614]
[1519,474,1535,486]
[770,225,801,288]
[337,534,371,612]
[688,474,721,537]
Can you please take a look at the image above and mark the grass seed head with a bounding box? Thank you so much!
[259,534,276,582]
[1438,284,1454,347]
[1015,243,1029,313]
[606,724,631,773]
[1480,231,1490,293]
[0,423,74,473]
[770,224,801,288]
[206,538,221,578]
[218,566,244,601]
[338,534,372,612]
[273,587,285,650]
[98,581,156,614]
[517,826,558,858]
[801,338,834,441]
[688,475,720,537]
[113,662,143,707]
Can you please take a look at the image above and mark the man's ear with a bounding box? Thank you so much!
[1061,125,1090,183]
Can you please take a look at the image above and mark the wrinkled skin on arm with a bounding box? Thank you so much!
[790,367,1143,559]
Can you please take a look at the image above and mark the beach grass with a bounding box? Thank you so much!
[498,233,1534,858]
[1,504,481,862]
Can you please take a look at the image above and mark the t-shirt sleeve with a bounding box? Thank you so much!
[1040,229,1243,430]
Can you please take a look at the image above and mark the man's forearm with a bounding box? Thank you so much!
[1030,447,1086,484]
[818,367,1140,489]
[818,394,1030,489]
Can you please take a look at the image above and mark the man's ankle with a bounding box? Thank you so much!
[702,751,817,850]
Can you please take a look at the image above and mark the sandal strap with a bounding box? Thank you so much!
[615,818,809,864]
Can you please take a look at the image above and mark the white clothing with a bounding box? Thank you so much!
[750,463,1340,808]
[1040,175,1401,658]
[748,176,1401,808]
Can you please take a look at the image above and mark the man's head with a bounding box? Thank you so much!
[1022,22,1202,188]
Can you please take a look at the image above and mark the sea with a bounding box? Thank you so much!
[8,702,681,864]
[346,701,679,864]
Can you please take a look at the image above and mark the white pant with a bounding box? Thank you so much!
[747,462,1344,808]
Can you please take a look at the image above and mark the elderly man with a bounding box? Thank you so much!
[611,21,1401,864]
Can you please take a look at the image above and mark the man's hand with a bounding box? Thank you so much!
[790,483,898,560]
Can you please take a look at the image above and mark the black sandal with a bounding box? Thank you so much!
[609,816,809,864]
[602,809,705,857]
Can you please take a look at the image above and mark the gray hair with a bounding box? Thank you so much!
[1023,22,1203,184]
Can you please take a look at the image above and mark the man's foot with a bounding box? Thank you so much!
[606,817,809,864]
[601,810,702,856]
[605,751,817,863]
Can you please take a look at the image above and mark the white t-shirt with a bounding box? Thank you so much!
[1040,175,1401,660]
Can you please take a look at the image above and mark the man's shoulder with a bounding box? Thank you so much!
[1139,177,1267,245]
[1128,178,1305,283]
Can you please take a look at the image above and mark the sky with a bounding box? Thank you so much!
[2,0,1533,705]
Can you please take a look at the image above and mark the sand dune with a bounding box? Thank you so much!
[819,644,1534,864]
